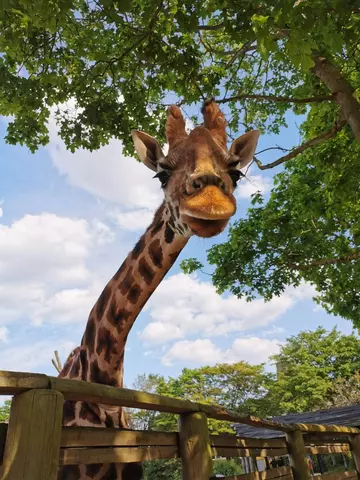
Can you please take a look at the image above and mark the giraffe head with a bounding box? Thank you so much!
[131,99,260,238]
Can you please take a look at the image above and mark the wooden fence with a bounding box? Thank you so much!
[1,370,360,480]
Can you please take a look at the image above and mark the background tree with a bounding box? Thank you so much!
[325,372,360,408]
[0,400,11,422]
[131,329,360,422]
[269,327,360,413]
[131,362,273,435]
[1,0,360,318]
[131,327,360,478]
[130,365,267,479]
[127,373,166,431]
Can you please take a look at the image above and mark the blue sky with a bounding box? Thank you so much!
[0,103,354,393]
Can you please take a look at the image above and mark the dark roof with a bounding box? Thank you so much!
[233,405,360,438]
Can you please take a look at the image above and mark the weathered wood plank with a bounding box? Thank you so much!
[310,472,357,480]
[0,371,359,436]
[220,476,292,480]
[1,389,63,480]
[286,431,311,480]
[179,412,213,480]
[47,377,360,434]
[290,423,359,434]
[61,427,178,448]
[304,433,350,445]
[211,435,287,449]
[305,444,351,454]
[212,446,288,458]
[0,371,49,394]
[60,445,179,465]
[49,376,296,433]
[217,466,293,479]
[350,434,360,476]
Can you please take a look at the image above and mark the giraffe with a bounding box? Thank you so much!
[57,99,260,480]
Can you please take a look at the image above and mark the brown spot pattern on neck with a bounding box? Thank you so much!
[75,203,188,388]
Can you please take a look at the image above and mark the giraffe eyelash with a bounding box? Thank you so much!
[158,161,174,171]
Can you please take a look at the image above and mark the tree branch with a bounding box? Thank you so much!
[256,145,290,155]
[287,251,360,271]
[254,119,346,170]
[312,55,360,142]
[197,23,225,31]
[225,42,258,66]
[218,93,335,104]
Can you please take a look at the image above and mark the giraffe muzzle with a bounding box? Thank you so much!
[181,185,236,221]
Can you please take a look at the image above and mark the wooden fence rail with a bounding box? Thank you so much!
[1,370,360,480]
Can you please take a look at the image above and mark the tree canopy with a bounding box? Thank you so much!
[129,327,360,478]
[130,362,274,435]
[1,0,360,317]
[130,327,360,425]
[0,400,11,422]
[270,327,360,412]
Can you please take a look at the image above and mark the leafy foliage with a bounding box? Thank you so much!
[0,400,11,422]
[130,362,272,479]
[1,0,360,316]
[213,459,243,476]
[325,372,360,408]
[1,0,359,151]
[142,459,181,480]
[131,328,360,427]
[131,328,360,478]
[196,122,360,323]
[131,362,274,435]
[270,327,360,412]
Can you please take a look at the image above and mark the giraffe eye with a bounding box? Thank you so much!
[229,170,243,187]
[153,171,171,188]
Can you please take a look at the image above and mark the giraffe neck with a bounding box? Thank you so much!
[65,203,189,388]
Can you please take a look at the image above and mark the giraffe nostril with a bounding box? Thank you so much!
[192,180,202,190]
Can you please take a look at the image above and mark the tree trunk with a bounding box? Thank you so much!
[312,55,360,142]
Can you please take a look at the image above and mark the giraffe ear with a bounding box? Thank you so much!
[229,130,260,169]
[131,130,164,172]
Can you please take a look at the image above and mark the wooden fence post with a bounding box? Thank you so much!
[350,434,360,477]
[1,389,63,480]
[286,430,311,480]
[179,412,213,480]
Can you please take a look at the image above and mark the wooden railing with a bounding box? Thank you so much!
[0,370,360,480]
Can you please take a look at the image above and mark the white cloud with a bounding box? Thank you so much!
[162,337,282,367]
[225,337,281,364]
[237,175,272,199]
[0,213,94,284]
[110,207,155,232]
[162,339,222,366]
[262,325,286,336]
[31,282,102,326]
[0,340,76,373]
[47,105,162,211]
[0,205,3,218]
[0,213,112,326]
[288,282,317,299]
[141,322,184,344]
[139,274,312,345]
[0,327,8,343]
[91,220,115,245]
